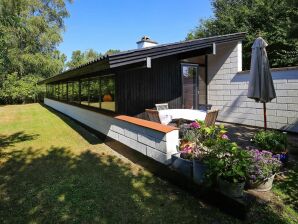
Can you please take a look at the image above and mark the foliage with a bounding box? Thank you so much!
[0,0,70,77]
[205,141,252,183]
[66,49,121,69]
[0,0,71,104]
[0,73,44,104]
[187,0,298,69]
[247,149,282,184]
[252,130,287,153]
[179,121,229,160]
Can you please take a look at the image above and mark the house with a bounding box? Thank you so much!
[39,32,246,164]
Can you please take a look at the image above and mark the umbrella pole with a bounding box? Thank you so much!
[263,102,267,130]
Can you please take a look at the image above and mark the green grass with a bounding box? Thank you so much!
[0,103,297,223]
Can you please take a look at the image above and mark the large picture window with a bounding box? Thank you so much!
[67,82,74,102]
[101,77,115,111]
[89,78,100,108]
[54,83,60,100]
[61,83,67,101]
[81,80,89,106]
[45,75,116,112]
[73,81,80,103]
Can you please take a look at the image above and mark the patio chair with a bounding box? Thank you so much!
[146,109,178,127]
[146,109,161,123]
[204,110,219,127]
[155,103,169,111]
[198,104,212,110]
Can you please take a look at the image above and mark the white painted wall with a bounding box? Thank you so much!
[44,98,179,164]
[207,41,298,132]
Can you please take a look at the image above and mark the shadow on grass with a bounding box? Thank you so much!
[274,163,298,211]
[39,103,102,145]
[0,131,39,148]
[0,146,237,223]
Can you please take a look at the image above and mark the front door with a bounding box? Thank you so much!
[181,63,199,109]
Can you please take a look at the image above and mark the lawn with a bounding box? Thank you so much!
[0,103,297,223]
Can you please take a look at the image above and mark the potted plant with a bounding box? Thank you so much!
[205,141,252,198]
[252,130,288,163]
[171,129,196,178]
[247,149,282,191]
[192,121,229,185]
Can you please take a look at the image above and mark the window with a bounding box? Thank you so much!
[47,75,116,112]
[54,83,60,100]
[73,81,80,103]
[68,82,74,102]
[101,76,115,111]
[81,79,89,106]
[89,78,100,108]
[61,83,67,101]
[46,84,54,98]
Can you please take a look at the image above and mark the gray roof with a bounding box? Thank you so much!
[39,32,246,84]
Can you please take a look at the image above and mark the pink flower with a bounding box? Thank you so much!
[181,145,193,154]
[221,134,229,140]
[190,122,200,129]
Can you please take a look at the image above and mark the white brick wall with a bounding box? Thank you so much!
[207,42,298,132]
[44,98,179,164]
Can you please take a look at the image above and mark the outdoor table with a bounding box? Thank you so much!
[158,109,207,125]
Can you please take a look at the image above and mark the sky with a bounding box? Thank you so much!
[58,0,213,61]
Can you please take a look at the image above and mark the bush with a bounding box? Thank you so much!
[205,141,252,183]
[0,73,45,104]
[252,130,287,154]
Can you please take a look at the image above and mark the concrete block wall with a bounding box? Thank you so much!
[44,98,179,164]
[207,42,298,132]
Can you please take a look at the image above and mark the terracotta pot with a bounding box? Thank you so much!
[103,94,112,102]
[218,177,245,198]
[248,174,275,192]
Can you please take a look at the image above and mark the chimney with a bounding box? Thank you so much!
[137,36,158,49]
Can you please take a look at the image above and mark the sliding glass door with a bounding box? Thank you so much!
[181,63,199,109]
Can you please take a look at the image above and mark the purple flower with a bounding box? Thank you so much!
[190,122,200,129]
[251,175,256,181]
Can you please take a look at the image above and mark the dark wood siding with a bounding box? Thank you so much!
[116,56,182,117]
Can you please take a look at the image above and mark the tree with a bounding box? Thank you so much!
[105,49,121,55]
[287,0,298,39]
[187,0,298,69]
[66,49,120,69]
[0,0,71,104]
[0,0,71,77]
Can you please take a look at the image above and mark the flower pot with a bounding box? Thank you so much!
[193,159,207,185]
[248,174,275,192]
[103,94,112,102]
[218,177,245,198]
[171,153,193,179]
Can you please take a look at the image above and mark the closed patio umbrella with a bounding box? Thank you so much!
[247,37,276,129]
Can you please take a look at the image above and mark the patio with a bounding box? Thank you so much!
[220,122,298,158]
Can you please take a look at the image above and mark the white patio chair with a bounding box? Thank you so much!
[155,103,169,111]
